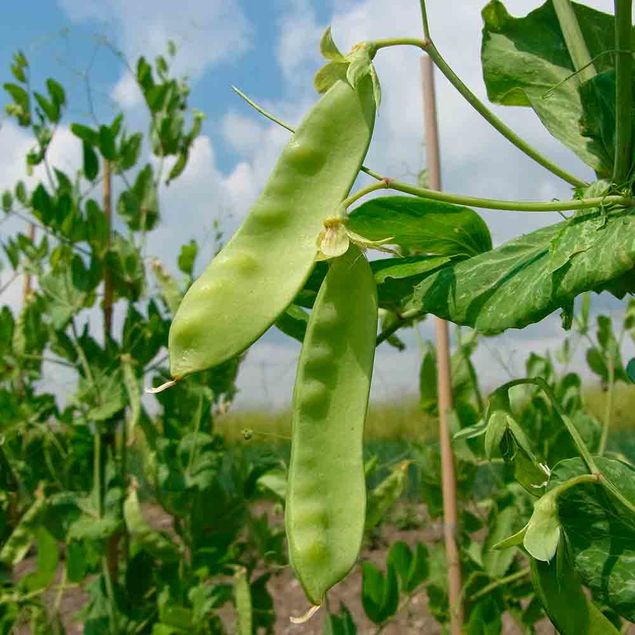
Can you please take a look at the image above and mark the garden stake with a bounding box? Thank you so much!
[421,53,463,634]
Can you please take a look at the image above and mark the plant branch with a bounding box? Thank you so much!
[553,0,597,84]
[613,0,633,183]
[469,567,530,602]
[599,357,616,454]
[404,10,587,186]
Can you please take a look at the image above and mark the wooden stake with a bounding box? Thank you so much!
[421,54,464,633]
[103,159,113,340]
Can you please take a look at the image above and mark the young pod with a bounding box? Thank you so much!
[285,244,378,605]
[168,79,375,379]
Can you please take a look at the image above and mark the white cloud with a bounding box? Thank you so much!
[276,0,323,84]
[58,0,252,107]
[111,73,142,109]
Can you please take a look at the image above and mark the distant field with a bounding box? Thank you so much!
[216,383,635,442]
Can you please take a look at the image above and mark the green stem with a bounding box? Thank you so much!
[380,179,631,212]
[599,357,616,455]
[419,0,432,39]
[553,0,597,84]
[599,472,635,514]
[341,179,390,209]
[613,0,633,183]
[94,432,103,516]
[376,308,422,346]
[469,567,530,601]
[413,5,585,187]
[552,472,601,497]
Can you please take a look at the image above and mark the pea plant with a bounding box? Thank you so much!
[161,0,635,632]
[0,46,290,634]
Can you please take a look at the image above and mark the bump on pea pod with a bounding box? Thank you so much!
[168,77,376,379]
[285,244,378,606]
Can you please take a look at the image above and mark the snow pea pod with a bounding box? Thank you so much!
[168,79,375,379]
[286,244,377,605]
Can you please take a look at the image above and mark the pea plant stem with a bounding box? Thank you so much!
[421,54,464,635]
[416,1,586,187]
[613,0,633,183]
[469,567,530,602]
[553,0,597,84]
[599,357,616,455]
[232,87,631,212]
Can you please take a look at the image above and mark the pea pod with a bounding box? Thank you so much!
[286,244,377,605]
[168,79,375,379]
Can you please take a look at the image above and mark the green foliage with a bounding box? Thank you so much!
[406,209,635,332]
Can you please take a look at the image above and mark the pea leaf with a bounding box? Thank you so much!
[524,490,561,562]
[274,304,309,342]
[348,196,491,257]
[314,61,349,94]
[320,27,345,61]
[408,208,635,332]
[365,461,408,530]
[361,561,399,625]
[324,604,357,635]
[549,457,635,620]
[0,492,46,565]
[481,0,619,174]
[483,505,522,578]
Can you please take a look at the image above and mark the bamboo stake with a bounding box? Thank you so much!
[103,159,113,340]
[421,54,463,633]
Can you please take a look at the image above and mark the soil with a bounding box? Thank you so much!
[11,503,630,634]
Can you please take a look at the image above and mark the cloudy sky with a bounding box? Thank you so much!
[0,0,629,408]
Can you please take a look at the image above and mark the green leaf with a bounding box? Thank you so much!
[46,78,65,109]
[524,490,560,562]
[324,604,357,635]
[365,461,408,530]
[387,541,429,594]
[314,62,349,94]
[71,123,98,146]
[481,0,618,174]
[152,259,182,314]
[484,410,509,460]
[0,492,46,565]
[348,196,491,257]
[34,91,59,122]
[177,240,198,277]
[21,527,58,592]
[482,505,522,578]
[408,209,635,332]
[346,46,372,88]
[82,140,99,181]
[531,543,620,635]
[68,514,122,542]
[627,357,635,382]
[98,124,117,160]
[320,27,345,61]
[117,164,159,231]
[361,561,399,625]
[550,457,635,620]
[274,304,309,342]
[123,488,180,561]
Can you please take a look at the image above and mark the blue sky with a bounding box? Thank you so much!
[1,0,629,408]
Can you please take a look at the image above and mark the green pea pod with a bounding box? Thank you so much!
[286,244,377,605]
[169,79,375,379]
